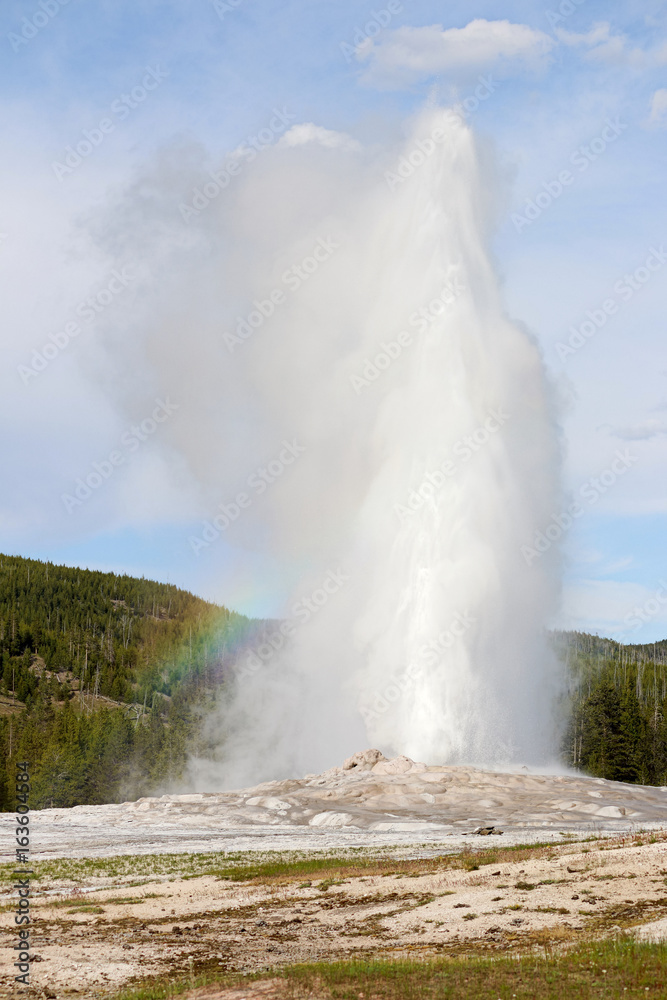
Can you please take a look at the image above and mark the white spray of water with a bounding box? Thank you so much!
[182,110,562,786]
[86,108,563,786]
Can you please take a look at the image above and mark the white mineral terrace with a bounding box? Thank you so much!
[4,750,666,860]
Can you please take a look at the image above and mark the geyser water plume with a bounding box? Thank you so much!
[84,107,563,787]
[184,108,562,787]
[349,130,563,767]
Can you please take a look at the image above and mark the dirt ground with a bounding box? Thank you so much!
[2,833,667,999]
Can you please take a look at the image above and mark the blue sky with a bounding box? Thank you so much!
[1,0,666,641]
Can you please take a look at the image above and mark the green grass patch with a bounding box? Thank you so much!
[0,850,247,884]
[280,940,667,997]
[47,892,162,909]
[316,878,349,891]
[0,839,587,890]
[104,894,163,905]
[110,938,667,999]
[50,897,95,909]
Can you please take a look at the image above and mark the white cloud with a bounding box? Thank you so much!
[357,19,554,89]
[610,418,667,441]
[556,21,667,68]
[559,578,667,641]
[359,16,666,88]
[555,23,612,47]
[598,556,634,576]
[279,124,361,151]
[649,88,667,127]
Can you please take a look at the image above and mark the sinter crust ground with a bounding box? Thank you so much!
[4,749,666,862]
[1,751,666,997]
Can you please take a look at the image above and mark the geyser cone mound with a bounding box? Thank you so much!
[27,752,667,860]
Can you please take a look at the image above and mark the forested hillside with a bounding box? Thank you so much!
[556,631,667,785]
[0,554,260,809]
[1,554,666,810]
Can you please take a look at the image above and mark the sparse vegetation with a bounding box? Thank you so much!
[109,939,667,999]
[8,834,667,998]
[8,834,659,895]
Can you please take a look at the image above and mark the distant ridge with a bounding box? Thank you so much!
[0,554,665,809]
[0,553,260,809]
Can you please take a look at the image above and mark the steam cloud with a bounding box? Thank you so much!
[85,107,563,788]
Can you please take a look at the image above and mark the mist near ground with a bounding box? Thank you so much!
[80,107,563,789]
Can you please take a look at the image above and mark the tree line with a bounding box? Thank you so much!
[555,630,667,785]
[1,555,666,809]
[0,554,259,809]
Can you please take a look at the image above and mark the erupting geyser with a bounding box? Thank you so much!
[348,111,563,767]
[164,109,562,787]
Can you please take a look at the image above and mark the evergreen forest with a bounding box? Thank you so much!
[0,554,259,809]
[1,554,666,811]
